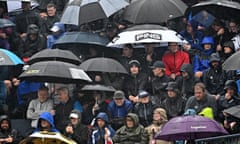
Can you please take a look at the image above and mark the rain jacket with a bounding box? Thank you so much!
[145,108,172,144]
[64,110,88,144]
[193,36,214,73]
[91,112,115,144]
[0,115,22,144]
[47,22,65,48]
[185,93,217,118]
[112,113,149,144]
[35,112,58,132]
[180,63,196,99]
[162,50,190,76]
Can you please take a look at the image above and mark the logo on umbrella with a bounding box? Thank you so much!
[135,32,162,41]
[190,126,207,130]
[0,56,5,63]
[26,69,40,74]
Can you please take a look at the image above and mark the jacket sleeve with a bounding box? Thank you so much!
[26,100,42,120]
[140,128,149,144]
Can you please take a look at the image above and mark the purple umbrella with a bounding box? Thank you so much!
[155,115,228,141]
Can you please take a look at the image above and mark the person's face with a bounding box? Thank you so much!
[153,112,161,121]
[57,91,69,102]
[38,90,49,102]
[122,47,133,57]
[114,98,125,106]
[203,44,212,50]
[194,86,205,101]
[186,24,193,33]
[22,2,30,11]
[144,44,155,54]
[213,25,221,32]
[70,118,78,126]
[224,47,232,54]
[229,22,238,33]
[41,119,51,129]
[29,34,37,41]
[130,65,139,75]
[139,96,149,104]
[168,43,179,53]
[1,120,9,130]
[97,119,105,128]
[152,67,163,76]
[126,118,134,128]
[181,71,188,78]
[211,61,219,68]
[226,88,235,96]
[167,90,177,98]
[47,7,56,17]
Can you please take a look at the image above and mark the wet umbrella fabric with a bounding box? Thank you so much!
[223,105,240,119]
[108,24,187,47]
[0,18,15,28]
[19,131,77,144]
[0,48,23,65]
[79,57,128,74]
[81,84,116,92]
[155,115,228,141]
[53,31,109,47]
[27,49,81,65]
[122,0,187,24]
[189,0,240,21]
[60,0,129,25]
[222,51,240,70]
[7,0,39,13]
[19,61,92,84]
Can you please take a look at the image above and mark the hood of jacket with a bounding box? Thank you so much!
[126,113,139,128]
[37,112,55,129]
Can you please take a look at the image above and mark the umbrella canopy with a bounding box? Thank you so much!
[107,24,187,47]
[189,0,240,21]
[60,0,129,25]
[81,84,116,92]
[155,115,228,141]
[223,105,240,119]
[53,31,109,47]
[0,48,23,66]
[28,49,81,65]
[79,57,128,74]
[7,0,39,13]
[122,0,187,24]
[191,10,215,28]
[19,61,92,84]
[222,51,240,70]
[0,18,15,28]
[19,131,77,144]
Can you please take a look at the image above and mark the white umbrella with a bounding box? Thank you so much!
[107,25,187,47]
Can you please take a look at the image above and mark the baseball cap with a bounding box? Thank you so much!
[138,90,149,98]
[69,113,78,119]
[113,90,125,99]
[150,60,165,69]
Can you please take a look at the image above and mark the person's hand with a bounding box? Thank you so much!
[224,120,230,129]
[225,93,231,100]
[50,110,55,116]
[230,122,237,129]
[0,33,7,39]
[170,73,176,80]
[217,28,224,35]
[146,54,152,62]
[5,136,13,143]
[182,44,191,51]
[195,71,203,78]
[129,95,138,103]
[66,125,74,134]
[104,128,110,140]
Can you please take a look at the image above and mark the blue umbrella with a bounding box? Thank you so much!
[0,48,23,65]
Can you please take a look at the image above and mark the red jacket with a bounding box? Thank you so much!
[162,50,190,76]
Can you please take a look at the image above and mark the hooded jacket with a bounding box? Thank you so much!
[35,112,58,132]
[112,113,149,144]
[91,112,115,144]
[145,108,172,144]
[64,110,88,144]
[0,115,21,144]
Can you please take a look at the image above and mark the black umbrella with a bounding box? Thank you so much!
[60,0,128,25]
[0,18,15,28]
[52,32,119,60]
[122,0,187,24]
[188,0,240,21]
[223,105,240,119]
[81,84,116,92]
[19,61,92,84]
[222,51,240,70]
[27,49,81,65]
[79,57,128,74]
